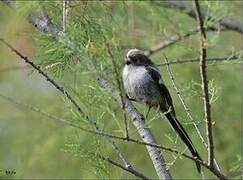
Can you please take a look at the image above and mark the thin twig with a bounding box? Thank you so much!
[0,38,131,169]
[194,0,214,167]
[100,156,150,180]
[158,55,242,66]
[62,0,68,32]
[163,55,207,148]
[106,44,129,139]
[145,28,199,56]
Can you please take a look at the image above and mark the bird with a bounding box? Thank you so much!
[122,49,201,172]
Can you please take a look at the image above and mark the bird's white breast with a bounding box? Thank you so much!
[122,65,161,105]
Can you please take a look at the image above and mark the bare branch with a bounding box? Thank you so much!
[145,28,199,56]
[125,99,173,179]
[194,0,214,167]
[29,12,59,37]
[158,55,242,66]
[100,156,151,180]
[193,3,226,177]
[157,0,243,34]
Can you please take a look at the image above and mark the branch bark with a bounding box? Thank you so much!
[157,0,243,34]
[125,100,172,179]
[98,76,172,179]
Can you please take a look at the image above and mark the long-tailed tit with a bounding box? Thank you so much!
[122,49,201,172]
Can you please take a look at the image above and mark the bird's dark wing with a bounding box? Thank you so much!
[145,65,175,115]
[145,65,161,83]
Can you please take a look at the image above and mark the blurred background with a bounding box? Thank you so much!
[0,1,242,179]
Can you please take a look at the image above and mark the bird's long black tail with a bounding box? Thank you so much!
[165,113,201,173]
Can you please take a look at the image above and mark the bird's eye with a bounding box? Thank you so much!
[130,57,137,62]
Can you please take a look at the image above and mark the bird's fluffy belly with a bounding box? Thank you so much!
[123,67,161,106]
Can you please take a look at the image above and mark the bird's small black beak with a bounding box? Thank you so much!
[125,58,131,65]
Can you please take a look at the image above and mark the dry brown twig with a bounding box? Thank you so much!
[194,0,214,167]
[106,44,129,139]
[194,1,228,179]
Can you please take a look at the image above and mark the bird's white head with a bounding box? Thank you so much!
[125,49,150,66]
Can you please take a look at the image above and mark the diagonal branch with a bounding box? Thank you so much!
[97,76,172,179]
[157,0,243,34]
[100,156,150,180]
[194,0,214,167]
[145,28,199,56]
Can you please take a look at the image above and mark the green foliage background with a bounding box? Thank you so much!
[0,1,242,179]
